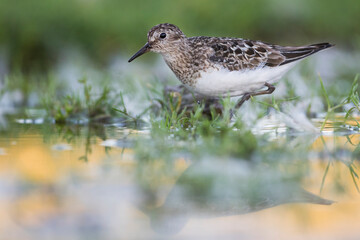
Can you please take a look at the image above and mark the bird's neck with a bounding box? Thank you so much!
[161,40,198,86]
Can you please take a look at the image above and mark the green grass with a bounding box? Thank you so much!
[318,74,360,131]
[42,78,124,124]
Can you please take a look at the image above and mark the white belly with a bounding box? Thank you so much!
[191,63,296,97]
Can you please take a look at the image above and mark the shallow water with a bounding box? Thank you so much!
[0,115,359,240]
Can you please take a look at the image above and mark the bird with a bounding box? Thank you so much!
[128,23,333,108]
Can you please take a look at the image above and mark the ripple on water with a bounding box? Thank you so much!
[51,144,73,151]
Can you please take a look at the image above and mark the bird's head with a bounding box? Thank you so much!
[128,23,186,62]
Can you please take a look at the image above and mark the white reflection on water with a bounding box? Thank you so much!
[15,118,45,125]
[51,144,72,151]
[0,148,6,155]
[252,111,360,137]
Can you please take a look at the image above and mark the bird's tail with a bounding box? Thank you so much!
[294,189,335,205]
[279,42,334,65]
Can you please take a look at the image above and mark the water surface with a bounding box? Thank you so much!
[0,116,359,240]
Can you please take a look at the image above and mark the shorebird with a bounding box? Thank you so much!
[128,23,333,108]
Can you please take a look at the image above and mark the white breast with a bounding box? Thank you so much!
[191,63,296,97]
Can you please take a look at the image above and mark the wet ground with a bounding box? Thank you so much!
[0,115,359,240]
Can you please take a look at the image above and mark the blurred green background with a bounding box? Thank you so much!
[0,0,359,73]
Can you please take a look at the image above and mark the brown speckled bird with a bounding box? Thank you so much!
[129,23,333,108]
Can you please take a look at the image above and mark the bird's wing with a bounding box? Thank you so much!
[205,38,332,71]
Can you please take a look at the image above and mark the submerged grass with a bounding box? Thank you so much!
[319,135,360,194]
[42,78,124,124]
[344,75,360,127]
[112,93,149,125]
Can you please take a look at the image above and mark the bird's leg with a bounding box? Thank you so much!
[235,83,275,109]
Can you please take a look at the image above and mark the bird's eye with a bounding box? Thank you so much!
[160,33,166,39]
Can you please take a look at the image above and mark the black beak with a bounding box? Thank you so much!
[128,42,150,62]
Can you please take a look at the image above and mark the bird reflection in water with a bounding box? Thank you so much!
[137,158,334,235]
